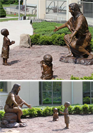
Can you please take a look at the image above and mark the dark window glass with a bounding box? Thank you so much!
[0,82,7,92]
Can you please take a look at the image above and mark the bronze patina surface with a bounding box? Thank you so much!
[1,84,31,128]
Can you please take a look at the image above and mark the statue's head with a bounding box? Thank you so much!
[69,3,81,16]
[43,54,52,66]
[1,29,9,37]
[64,101,70,108]
[11,84,21,95]
[53,108,58,113]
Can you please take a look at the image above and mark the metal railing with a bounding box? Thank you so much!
[78,1,93,18]
[46,0,67,14]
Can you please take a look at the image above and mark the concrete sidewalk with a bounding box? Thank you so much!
[0,20,33,54]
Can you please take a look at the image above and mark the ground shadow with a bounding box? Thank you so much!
[52,127,68,131]
[9,60,20,65]
[89,122,93,124]
[53,75,58,79]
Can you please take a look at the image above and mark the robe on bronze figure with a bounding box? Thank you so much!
[1,84,31,128]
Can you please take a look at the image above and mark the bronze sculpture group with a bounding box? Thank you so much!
[1,84,70,129]
[1,3,92,79]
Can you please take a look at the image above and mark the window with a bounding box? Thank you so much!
[0,82,7,92]
[39,82,62,105]
[83,82,93,104]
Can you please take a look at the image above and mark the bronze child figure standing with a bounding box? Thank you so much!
[1,29,15,65]
[60,102,70,129]
[53,108,59,121]
[40,54,53,80]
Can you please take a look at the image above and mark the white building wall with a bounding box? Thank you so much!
[62,82,83,105]
[62,82,72,104]
[6,81,39,107]
[73,82,83,104]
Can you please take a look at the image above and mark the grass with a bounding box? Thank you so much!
[33,21,71,36]
[6,14,36,17]
[0,18,18,22]
[32,21,93,38]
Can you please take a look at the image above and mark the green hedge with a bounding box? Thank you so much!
[71,73,93,80]
[1,104,93,120]
[30,33,65,46]
[0,1,6,17]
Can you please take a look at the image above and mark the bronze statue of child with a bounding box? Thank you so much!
[40,54,53,80]
[1,29,15,65]
[60,102,70,129]
[53,108,59,121]
[4,84,31,123]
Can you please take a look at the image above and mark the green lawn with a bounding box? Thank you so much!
[0,18,18,22]
[32,21,93,39]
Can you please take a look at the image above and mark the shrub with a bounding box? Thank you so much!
[28,108,37,117]
[52,33,65,46]
[82,104,89,114]
[73,105,81,114]
[71,73,93,80]
[51,79,64,81]
[22,109,28,118]
[68,106,74,114]
[43,107,53,116]
[35,108,43,116]
[88,105,93,114]
[30,34,40,45]
[39,36,52,45]
[0,1,6,17]
[0,111,5,120]
[90,39,93,51]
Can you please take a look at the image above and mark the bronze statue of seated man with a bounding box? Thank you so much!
[54,3,92,59]
[1,84,31,128]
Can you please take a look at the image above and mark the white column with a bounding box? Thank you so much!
[25,0,27,17]
[66,0,79,20]
[38,0,46,19]
[18,0,21,20]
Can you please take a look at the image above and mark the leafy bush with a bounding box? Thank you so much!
[28,108,37,117]
[0,111,5,120]
[73,105,81,114]
[22,109,28,118]
[71,73,93,80]
[52,33,65,46]
[43,107,53,116]
[30,34,40,45]
[90,39,93,51]
[0,1,6,17]
[39,35,52,45]
[82,104,89,114]
[68,106,74,114]
[51,79,64,81]
[35,108,43,116]
[89,105,93,114]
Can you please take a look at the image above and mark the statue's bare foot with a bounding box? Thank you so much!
[87,54,93,59]
[65,53,73,57]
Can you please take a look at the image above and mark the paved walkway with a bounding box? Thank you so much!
[0,20,33,54]
[1,115,93,133]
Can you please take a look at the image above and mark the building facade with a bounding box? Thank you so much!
[1,81,92,109]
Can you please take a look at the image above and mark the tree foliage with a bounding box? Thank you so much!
[0,1,6,17]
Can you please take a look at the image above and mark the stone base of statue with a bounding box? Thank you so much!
[1,113,27,128]
[59,56,93,65]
